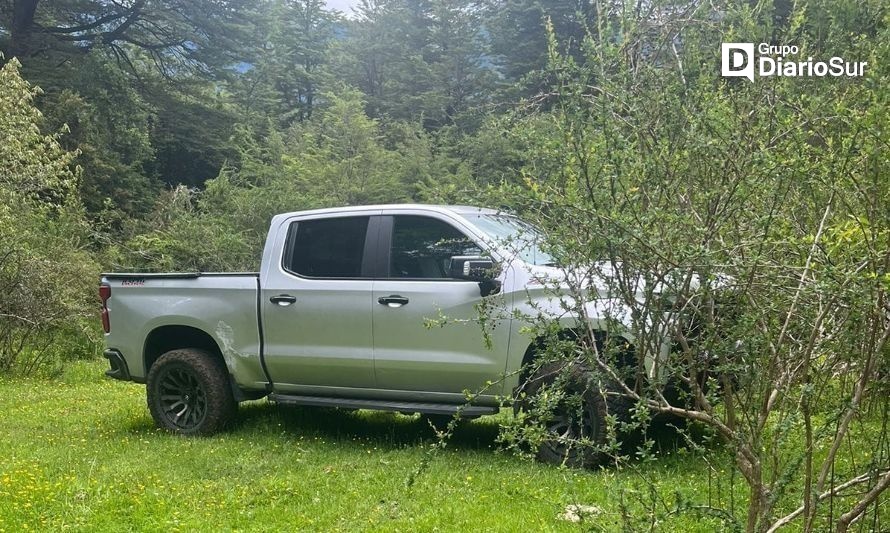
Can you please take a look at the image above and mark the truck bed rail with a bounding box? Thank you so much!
[101,272,259,279]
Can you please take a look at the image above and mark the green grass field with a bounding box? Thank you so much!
[0,361,762,532]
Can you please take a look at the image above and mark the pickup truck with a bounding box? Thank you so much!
[101,204,668,465]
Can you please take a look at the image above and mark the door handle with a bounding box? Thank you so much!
[378,295,409,308]
[270,294,297,306]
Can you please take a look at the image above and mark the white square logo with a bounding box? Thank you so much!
[722,43,755,82]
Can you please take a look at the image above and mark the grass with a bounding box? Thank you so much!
[0,360,764,532]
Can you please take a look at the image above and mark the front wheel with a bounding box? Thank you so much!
[147,349,235,435]
[516,362,631,468]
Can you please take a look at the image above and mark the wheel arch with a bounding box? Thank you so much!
[143,325,225,377]
[518,327,636,388]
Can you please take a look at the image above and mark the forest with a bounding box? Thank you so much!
[1,0,888,531]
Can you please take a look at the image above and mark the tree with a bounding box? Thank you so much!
[285,87,413,204]
[482,0,594,95]
[333,0,494,129]
[34,54,160,221]
[425,0,496,129]
[0,58,99,374]
[1,0,258,76]
[459,1,888,531]
[230,0,338,126]
[0,0,267,221]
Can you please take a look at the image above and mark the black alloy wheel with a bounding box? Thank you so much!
[156,365,209,430]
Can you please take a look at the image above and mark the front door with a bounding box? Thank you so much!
[372,214,510,396]
[261,215,376,390]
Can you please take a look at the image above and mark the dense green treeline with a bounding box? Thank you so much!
[0,0,611,369]
[0,0,611,272]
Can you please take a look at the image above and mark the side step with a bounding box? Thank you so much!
[269,393,498,418]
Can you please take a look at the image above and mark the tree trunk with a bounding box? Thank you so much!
[8,0,40,59]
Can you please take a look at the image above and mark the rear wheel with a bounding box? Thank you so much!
[516,361,631,467]
[147,349,235,435]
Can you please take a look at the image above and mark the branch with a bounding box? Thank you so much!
[0,313,40,326]
[121,36,183,50]
[836,469,890,533]
[100,0,146,44]
[40,12,125,34]
[758,194,834,433]
[766,469,890,532]
[45,0,146,45]
[816,318,890,493]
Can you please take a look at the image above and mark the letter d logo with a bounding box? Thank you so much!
[721,43,754,82]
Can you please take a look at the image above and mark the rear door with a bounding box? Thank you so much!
[261,214,378,390]
[371,213,510,395]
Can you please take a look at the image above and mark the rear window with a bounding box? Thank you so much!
[284,217,370,278]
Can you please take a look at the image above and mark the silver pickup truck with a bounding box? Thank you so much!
[101,204,664,465]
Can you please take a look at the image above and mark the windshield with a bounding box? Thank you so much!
[466,214,556,266]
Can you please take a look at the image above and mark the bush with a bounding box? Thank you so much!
[448,2,888,531]
[0,59,100,375]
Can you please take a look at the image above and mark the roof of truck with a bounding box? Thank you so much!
[275,204,504,219]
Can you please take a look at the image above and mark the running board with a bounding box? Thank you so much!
[269,393,498,417]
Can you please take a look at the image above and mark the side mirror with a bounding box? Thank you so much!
[449,256,501,297]
[449,255,497,281]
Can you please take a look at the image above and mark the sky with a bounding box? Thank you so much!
[325,0,362,16]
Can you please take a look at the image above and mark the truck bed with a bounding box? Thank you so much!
[101,272,267,388]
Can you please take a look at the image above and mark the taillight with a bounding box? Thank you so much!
[99,283,111,333]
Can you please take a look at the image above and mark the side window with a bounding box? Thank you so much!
[390,216,482,279]
[285,217,370,278]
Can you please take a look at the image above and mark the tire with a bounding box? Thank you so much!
[515,361,632,468]
[147,348,236,435]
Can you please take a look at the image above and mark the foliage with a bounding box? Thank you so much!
[332,0,496,130]
[0,58,100,375]
[1,0,258,75]
[1,0,264,206]
[482,0,595,97]
[28,54,160,221]
[475,1,889,531]
[229,0,338,126]
[110,88,456,271]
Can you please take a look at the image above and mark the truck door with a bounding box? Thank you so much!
[371,214,510,395]
[261,215,376,390]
